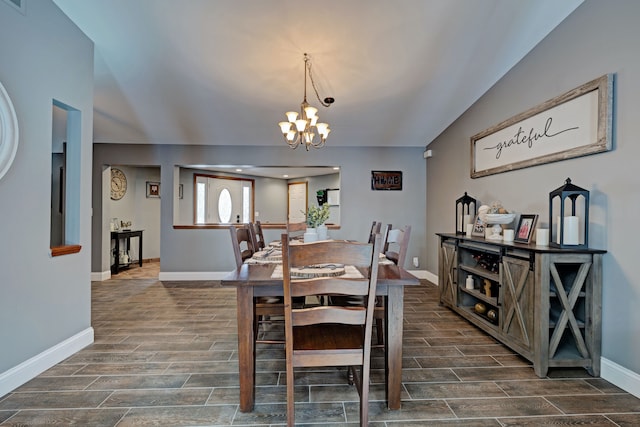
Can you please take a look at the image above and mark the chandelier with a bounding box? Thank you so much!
[278,53,333,150]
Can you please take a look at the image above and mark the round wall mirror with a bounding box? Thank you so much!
[0,81,19,180]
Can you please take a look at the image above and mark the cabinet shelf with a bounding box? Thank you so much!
[459,264,499,282]
[461,305,499,327]
[459,286,498,306]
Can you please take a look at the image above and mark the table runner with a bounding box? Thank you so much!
[271,264,364,279]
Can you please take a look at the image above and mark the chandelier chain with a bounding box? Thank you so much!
[305,57,332,108]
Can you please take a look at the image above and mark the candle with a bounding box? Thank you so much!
[465,223,473,237]
[503,229,514,242]
[536,228,549,246]
[463,214,471,226]
[563,216,579,245]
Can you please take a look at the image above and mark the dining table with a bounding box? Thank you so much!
[221,244,420,412]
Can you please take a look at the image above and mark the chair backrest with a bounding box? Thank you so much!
[281,232,381,344]
[251,221,266,250]
[229,225,256,268]
[368,221,382,244]
[286,221,307,240]
[383,225,411,267]
[382,223,392,252]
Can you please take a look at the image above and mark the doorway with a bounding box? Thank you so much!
[106,165,161,278]
[288,181,308,223]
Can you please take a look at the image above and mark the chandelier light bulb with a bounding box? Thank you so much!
[285,111,298,122]
[316,122,329,134]
[304,106,318,118]
[295,119,307,132]
[279,121,292,133]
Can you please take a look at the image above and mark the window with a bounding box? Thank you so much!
[194,174,254,224]
[218,188,232,223]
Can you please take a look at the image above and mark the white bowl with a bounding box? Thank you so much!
[480,213,516,224]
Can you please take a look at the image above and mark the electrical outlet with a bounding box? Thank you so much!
[412,256,419,268]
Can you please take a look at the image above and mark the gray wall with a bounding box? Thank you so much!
[0,0,94,380]
[93,144,426,274]
[426,0,640,378]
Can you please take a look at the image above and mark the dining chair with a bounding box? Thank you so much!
[371,224,412,346]
[368,220,382,243]
[286,221,307,241]
[281,232,382,427]
[383,225,412,268]
[229,224,256,266]
[250,221,266,251]
[229,225,284,344]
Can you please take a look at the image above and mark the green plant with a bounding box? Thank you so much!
[303,203,330,228]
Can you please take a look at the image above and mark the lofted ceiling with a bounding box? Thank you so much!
[53,0,583,148]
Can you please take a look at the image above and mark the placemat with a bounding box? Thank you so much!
[271,264,364,279]
[245,251,282,264]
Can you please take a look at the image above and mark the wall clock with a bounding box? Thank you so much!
[111,168,127,200]
[0,80,19,181]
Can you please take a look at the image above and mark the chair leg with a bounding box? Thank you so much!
[286,362,295,427]
[375,318,384,345]
[360,363,370,426]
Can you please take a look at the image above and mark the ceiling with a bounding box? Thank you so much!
[53,0,583,149]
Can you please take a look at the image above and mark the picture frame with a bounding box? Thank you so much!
[371,170,402,191]
[471,74,612,178]
[471,214,485,237]
[146,181,160,198]
[514,214,538,244]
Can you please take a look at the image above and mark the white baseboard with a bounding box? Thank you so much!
[421,270,438,284]
[158,271,231,281]
[601,357,640,399]
[0,327,94,398]
[91,270,111,281]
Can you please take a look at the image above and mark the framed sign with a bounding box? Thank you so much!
[471,74,613,178]
[146,181,160,198]
[371,170,402,191]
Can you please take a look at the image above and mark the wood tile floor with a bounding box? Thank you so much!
[1,264,639,425]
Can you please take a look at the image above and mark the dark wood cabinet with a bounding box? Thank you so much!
[437,233,605,377]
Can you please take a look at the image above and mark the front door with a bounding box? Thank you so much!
[288,182,307,223]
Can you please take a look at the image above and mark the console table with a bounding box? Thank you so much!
[437,233,605,377]
[111,230,143,274]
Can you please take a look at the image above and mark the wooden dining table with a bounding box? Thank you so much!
[221,261,420,412]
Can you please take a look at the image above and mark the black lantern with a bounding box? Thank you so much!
[456,192,477,235]
[549,178,589,249]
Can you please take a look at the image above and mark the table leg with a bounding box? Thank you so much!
[237,286,256,412]
[386,286,404,409]
[138,232,143,267]
[113,236,120,274]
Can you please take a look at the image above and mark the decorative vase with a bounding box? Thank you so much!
[304,227,318,243]
[317,224,328,240]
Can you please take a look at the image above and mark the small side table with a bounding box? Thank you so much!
[111,230,143,274]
